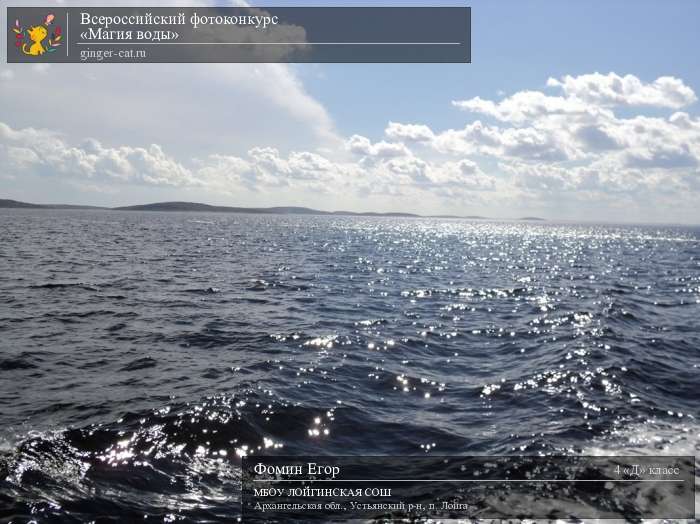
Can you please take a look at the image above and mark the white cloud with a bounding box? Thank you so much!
[426,160,496,190]
[346,135,410,158]
[451,74,697,137]
[452,91,596,124]
[385,122,435,142]
[546,72,697,109]
[428,120,580,162]
[0,122,199,187]
[0,122,342,192]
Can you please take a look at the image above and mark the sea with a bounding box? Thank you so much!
[0,209,698,522]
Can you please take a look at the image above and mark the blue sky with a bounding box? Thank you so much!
[1,0,700,223]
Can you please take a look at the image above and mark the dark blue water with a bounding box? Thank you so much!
[1,210,699,522]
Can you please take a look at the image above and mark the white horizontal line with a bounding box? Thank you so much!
[75,41,461,45]
[253,479,683,483]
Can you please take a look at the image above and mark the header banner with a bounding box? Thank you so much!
[7,6,471,63]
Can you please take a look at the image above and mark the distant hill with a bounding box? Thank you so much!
[1,198,543,221]
[0,199,103,210]
[115,202,420,217]
[519,216,546,221]
[0,199,44,208]
[115,202,336,215]
[114,202,258,213]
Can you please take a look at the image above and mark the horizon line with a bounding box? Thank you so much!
[2,197,699,227]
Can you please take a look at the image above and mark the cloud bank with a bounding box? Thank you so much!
[2,71,699,222]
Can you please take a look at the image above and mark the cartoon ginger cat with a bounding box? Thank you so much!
[23,25,48,56]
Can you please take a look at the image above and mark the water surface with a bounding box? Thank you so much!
[1,210,698,521]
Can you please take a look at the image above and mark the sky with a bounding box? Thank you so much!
[1,0,700,223]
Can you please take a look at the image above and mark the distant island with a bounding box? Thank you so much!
[0,199,545,222]
[113,201,423,217]
[0,199,104,210]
